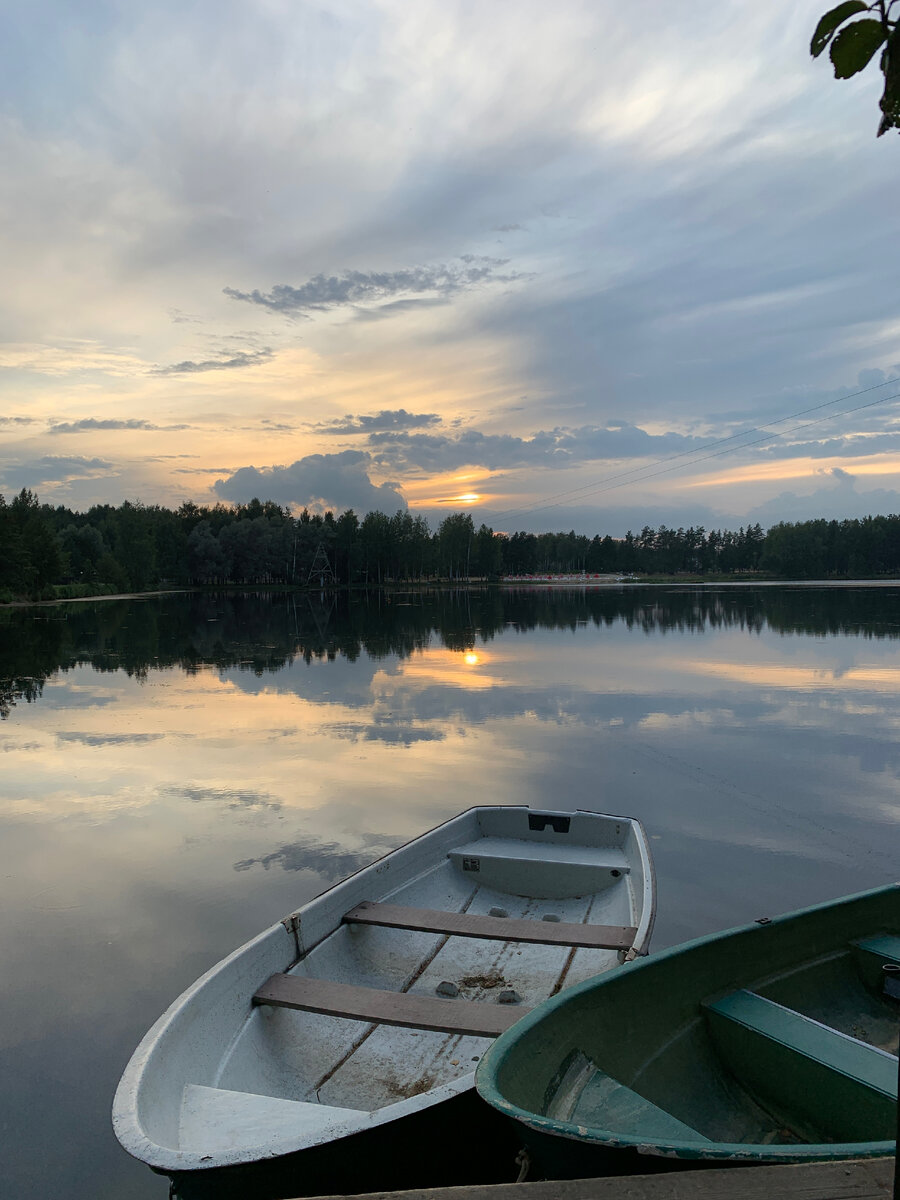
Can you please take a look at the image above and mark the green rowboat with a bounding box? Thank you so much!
[475,884,900,1175]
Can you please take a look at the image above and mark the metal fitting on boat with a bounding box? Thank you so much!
[882,962,900,1000]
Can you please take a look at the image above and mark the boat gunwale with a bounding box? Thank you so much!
[474,880,900,1163]
[112,804,653,1173]
[622,812,655,958]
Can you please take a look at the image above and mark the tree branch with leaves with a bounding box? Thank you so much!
[811,0,900,135]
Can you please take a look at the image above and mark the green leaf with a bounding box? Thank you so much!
[830,19,887,78]
[877,23,900,135]
[810,1,869,57]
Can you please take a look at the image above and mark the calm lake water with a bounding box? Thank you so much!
[2,584,900,1198]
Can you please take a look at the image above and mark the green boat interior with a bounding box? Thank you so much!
[539,930,900,1149]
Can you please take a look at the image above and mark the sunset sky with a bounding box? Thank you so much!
[1,0,899,535]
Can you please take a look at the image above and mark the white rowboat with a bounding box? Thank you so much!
[113,805,654,1185]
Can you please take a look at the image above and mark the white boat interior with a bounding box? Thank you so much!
[113,806,654,1172]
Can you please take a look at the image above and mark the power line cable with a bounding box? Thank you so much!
[483,376,900,526]
[502,390,900,522]
[487,375,897,522]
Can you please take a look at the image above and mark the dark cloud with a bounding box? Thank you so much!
[367,422,708,473]
[49,418,189,434]
[0,416,36,426]
[214,449,407,513]
[360,387,900,488]
[316,409,440,436]
[150,348,274,375]
[223,256,520,315]
[761,432,900,461]
[1,455,114,490]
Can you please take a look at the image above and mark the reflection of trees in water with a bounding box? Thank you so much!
[0,676,44,719]
[2,585,900,717]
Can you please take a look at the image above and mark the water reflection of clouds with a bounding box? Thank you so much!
[39,681,119,708]
[393,648,502,691]
[234,833,393,878]
[326,721,446,746]
[637,709,742,732]
[6,623,900,847]
[163,784,284,812]
[7,592,900,1199]
[219,653,382,704]
[686,660,900,691]
[57,731,165,746]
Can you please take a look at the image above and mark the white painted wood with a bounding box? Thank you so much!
[446,837,631,898]
[179,1085,360,1155]
[112,806,655,1176]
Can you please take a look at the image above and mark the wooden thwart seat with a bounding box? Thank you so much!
[853,934,900,997]
[704,988,897,1142]
[854,933,900,966]
[253,973,531,1037]
[342,900,637,951]
[854,931,900,960]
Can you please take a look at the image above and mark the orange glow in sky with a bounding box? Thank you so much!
[683,456,900,490]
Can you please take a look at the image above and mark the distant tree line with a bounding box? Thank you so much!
[3,488,900,600]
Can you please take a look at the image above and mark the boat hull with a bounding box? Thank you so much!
[114,805,654,1187]
[476,883,900,1174]
[164,1087,523,1200]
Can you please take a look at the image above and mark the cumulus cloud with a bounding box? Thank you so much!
[223,257,520,315]
[0,455,114,490]
[316,409,441,435]
[150,348,274,375]
[49,418,190,433]
[4,3,900,526]
[214,449,406,513]
[746,469,900,526]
